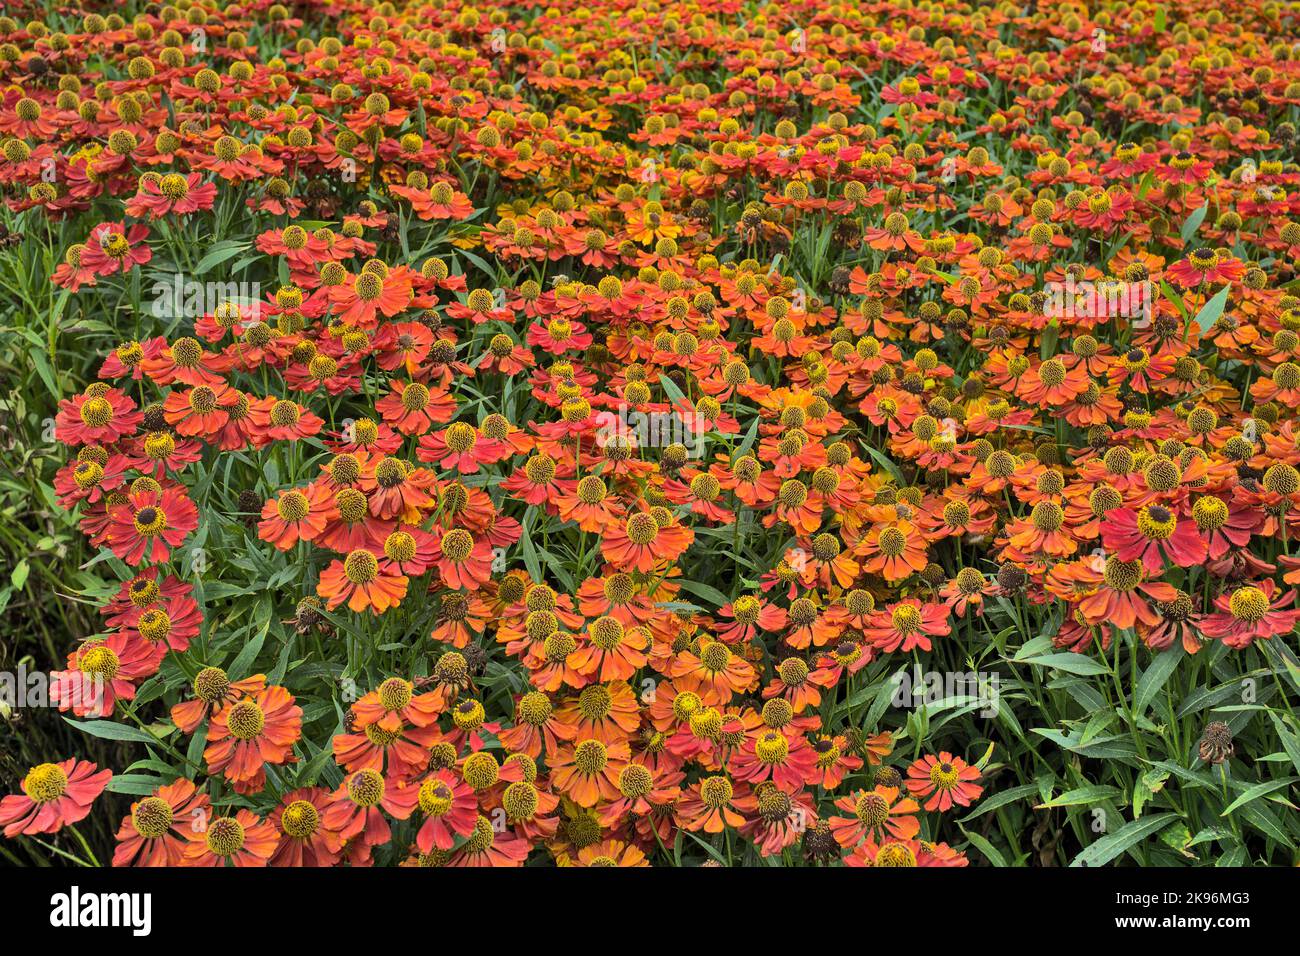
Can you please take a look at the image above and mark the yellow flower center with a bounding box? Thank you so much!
[344,549,379,585]
[1229,586,1269,623]
[131,796,173,837]
[280,800,319,838]
[205,817,245,856]
[23,763,68,803]
[226,699,265,740]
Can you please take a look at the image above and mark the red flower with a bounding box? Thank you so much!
[162,382,241,437]
[124,172,218,218]
[431,527,495,589]
[79,222,152,277]
[417,422,497,474]
[829,785,921,845]
[864,599,951,653]
[50,632,164,717]
[730,729,818,791]
[55,387,141,446]
[318,549,409,614]
[0,759,111,838]
[905,752,983,811]
[328,268,413,327]
[122,590,203,653]
[269,788,340,867]
[1077,558,1178,630]
[321,769,419,862]
[1102,504,1208,573]
[258,484,332,549]
[106,486,199,565]
[1166,248,1246,288]
[1200,580,1300,649]
[376,379,457,435]
[413,770,478,852]
[248,397,325,442]
[600,510,694,572]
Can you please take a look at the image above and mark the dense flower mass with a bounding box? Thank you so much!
[3,0,1300,869]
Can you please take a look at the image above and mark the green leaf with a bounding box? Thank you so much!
[861,442,904,484]
[958,782,1039,821]
[65,718,161,745]
[733,416,760,458]
[1159,280,1188,320]
[193,240,251,275]
[107,774,173,795]
[228,605,270,678]
[519,515,543,583]
[1217,844,1248,866]
[1267,713,1300,779]
[1070,813,1177,867]
[1135,170,1155,200]
[1134,769,1169,818]
[1263,642,1300,696]
[1033,728,1139,760]
[1135,646,1183,714]
[297,737,339,787]
[1037,785,1122,809]
[681,830,728,865]
[1221,778,1297,817]
[1011,635,1055,660]
[1239,802,1295,848]
[1191,284,1231,333]
[959,825,1007,865]
[1019,652,1112,676]
[1179,203,1209,243]
[676,578,729,608]
[1079,708,1115,746]
[657,373,688,408]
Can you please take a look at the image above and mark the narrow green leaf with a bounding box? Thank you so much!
[1036,785,1122,809]
[1221,777,1297,817]
[1020,652,1111,676]
[1135,646,1183,713]
[1191,284,1232,333]
[65,718,161,745]
[959,825,1007,866]
[1070,813,1177,867]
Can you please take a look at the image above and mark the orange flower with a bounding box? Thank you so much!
[857,520,928,582]
[905,753,984,812]
[670,638,756,704]
[113,778,209,867]
[317,549,409,614]
[569,617,650,681]
[676,775,749,833]
[204,685,303,794]
[376,379,456,435]
[258,483,332,549]
[549,738,629,807]
[600,509,694,572]
[269,787,339,867]
[431,527,494,589]
[829,786,921,845]
[182,809,280,867]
